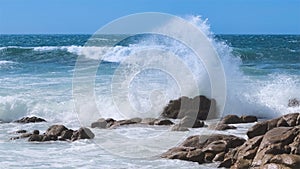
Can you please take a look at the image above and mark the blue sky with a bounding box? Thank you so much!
[0,0,299,34]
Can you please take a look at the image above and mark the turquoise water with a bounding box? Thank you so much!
[0,29,299,168]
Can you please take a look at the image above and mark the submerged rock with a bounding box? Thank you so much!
[288,98,300,107]
[14,116,46,123]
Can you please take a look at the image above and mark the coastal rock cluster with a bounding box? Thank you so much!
[162,113,300,169]
[11,123,94,142]
[219,113,300,168]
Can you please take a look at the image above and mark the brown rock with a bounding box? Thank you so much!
[170,124,189,131]
[162,134,245,165]
[221,115,242,124]
[28,134,43,142]
[71,127,95,141]
[241,115,257,123]
[60,129,74,140]
[161,95,217,120]
[45,125,68,136]
[213,124,237,130]
[154,119,174,125]
[247,113,300,139]
[14,116,46,123]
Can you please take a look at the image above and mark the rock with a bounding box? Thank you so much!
[268,154,300,168]
[16,130,27,134]
[141,118,158,125]
[220,135,263,168]
[33,130,39,135]
[221,124,300,168]
[252,126,299,167]
[110,118,142,128]
[154,119,174,125]
[179,115,205,128]
[247,113,300,139]
[14,116,46,123]
[170,124,189,131]
[42,135,58,141]
[162,134,245,165]
[212,124,237,131]
[28,134,43,142]
[71,127,95,141]
[161,95,217,120]
[10,132,32,140]
[221,115,242,124]
[45,125,68,136]
[241,115,257,123]
[221,115,257,124]
[20,133,32,138]
[289,98,300,107]
[213,152,225,162]
[161,147,205,164]
[91,118,116,129]
[60,129,74,140]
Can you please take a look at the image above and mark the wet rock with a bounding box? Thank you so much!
[16,130,27,134]
[42,135,58,141]
[247,113,300,139]
[91,118,116,129]
[162,134,245,165]
[288,98,300,107]
[221,115,257,124]
[170,124,189,131]
[71,127,95,141]
[33,130,39,135]
[252,126,299,167]
[14,116,46,123]
[161,95,217,120]
[212,124,237,131]
[154,119,174,125]
[60,129,74,140]
[45,125,68,136]
[179,115,205,128]
[220,124,300,168]
[110,118,142,128]
[141,118,158,125]
[28,134,43,142]
[241,115,257,123]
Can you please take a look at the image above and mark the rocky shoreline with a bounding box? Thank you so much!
[8,95,300,168]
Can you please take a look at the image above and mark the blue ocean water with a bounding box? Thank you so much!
[0,19,299,168]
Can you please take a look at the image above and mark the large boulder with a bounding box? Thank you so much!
[161,134,245,164]
[247,113,300,139]
[161,95,217,120]
[220,125,300,168]
[14,116,46,123]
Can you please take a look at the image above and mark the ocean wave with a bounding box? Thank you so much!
[0,60,15,65]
